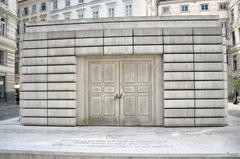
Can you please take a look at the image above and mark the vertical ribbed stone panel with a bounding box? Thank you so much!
[46,32,76,126]
[20,32,77,126]
[20,32,48,126]
[163,28,195,126]
[164,27,226,127]
[193,27,226,126]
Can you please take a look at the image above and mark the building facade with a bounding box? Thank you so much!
[18,0,50,34]
[229,0,240,77]
[49,0,157,20]
[20,16,227,127]
[0,0,17,102]
[18,0,157,33]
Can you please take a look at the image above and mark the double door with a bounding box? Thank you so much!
[87,59,153,125]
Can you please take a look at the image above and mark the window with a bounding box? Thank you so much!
[231,9,234,22]
[15,60,19,74]
[17,9,20,16]
[64,12,71,20]
[222,22,229,38]
[238,4,240,18]
[65,16,70,20]
[93,10,99,18]
[23,23,26,33]
[239,28,240,44]
[23,7,28,16]
[65,0,70,7]
[0,17,6,36]
[0,0,7,5]
[78,13,84,19]
[53,0,58,10]
[79,0,84,3]
[17,22,19,35]
[233,55,237,71]
[181,5,188,12]
[41,2,46,11]
[77,9,85,19]
[108,7,115,17]
[232,32,236,45]
[227,49,230,65]
[0,76,5,99]
[125,4,132,16]
[200,4,208,11]
[32,5,37,14]
[0,50,5,65]
[219,3,227,10]
[162,6,170,14]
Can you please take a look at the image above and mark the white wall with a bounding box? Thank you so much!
[158,0,228,20]
[50,0,157,20]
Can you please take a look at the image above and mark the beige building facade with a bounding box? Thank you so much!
[229,0,240,77]
[0,0,17,102]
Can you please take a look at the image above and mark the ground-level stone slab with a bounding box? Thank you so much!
[0,117,239,158]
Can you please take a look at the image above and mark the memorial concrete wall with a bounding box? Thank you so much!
[20,16,227,127]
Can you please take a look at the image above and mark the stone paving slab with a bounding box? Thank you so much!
[0,117,240,159]
[0,103,19,121]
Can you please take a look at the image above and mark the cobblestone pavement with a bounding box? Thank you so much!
[0,103,19,121]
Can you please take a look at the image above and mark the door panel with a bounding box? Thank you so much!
[120,60,153,125]
[77,56,162,126]
[88,61,119,125]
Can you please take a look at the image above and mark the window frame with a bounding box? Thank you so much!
[125,4,132,16]
[162,6,170,14]
[0,76,5,99]
[108,7,115,17]
[218,2,227,11]
[0,50,5,65]
[180,5,188,12]
[32,4,37,14]
[232,31,236,45]
[200,3,209,11]
[238,3,240,18]
[53,0,58,10]
[77,9,85,19]
[233,55,238,71]
[41,2,46,11]
[93,10,99,19]
[0,17,6,36]
[23,7,29,16]
[65,0,70,7]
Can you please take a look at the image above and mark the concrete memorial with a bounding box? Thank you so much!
[20,16,227,127]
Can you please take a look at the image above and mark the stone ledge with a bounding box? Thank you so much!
[48,118,76,126]
[164,118,194,127]
[21,117,47,125]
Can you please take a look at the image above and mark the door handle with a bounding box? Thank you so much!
[119,94,123,99]
[114,94,123,100]
[114,94,119,100]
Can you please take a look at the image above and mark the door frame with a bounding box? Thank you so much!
[76,55,163,126]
